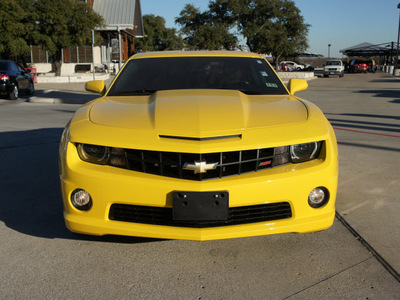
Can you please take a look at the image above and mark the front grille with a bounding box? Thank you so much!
[109,202,292,228]
[114,147,290,181]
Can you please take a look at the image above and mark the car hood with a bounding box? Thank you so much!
[89,89,307,137]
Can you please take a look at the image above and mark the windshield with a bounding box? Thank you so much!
[107,56,288,96]
[326,61,341,66]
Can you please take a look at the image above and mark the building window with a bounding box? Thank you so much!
[78,46,93,63]
[111,38,120,61]
[31,46,48,63]
[63,46,92,63]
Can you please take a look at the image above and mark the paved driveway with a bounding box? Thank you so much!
[297,73,400,276]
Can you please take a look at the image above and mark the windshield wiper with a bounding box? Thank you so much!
[238,89,265,95]
[111,89,157,96]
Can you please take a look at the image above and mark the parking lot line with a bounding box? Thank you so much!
[333,126,400,138]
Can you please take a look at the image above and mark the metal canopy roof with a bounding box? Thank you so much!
[340,42,394,57]
[93,0,144,36]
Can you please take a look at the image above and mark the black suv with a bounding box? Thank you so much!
[0,60,35,100]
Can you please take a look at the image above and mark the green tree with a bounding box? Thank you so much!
[175,4,237,50]
[135,14,184,51]
[177,0,309,61]
[0,0,31,58]
[215,0,309,61]
[33,0,103,75]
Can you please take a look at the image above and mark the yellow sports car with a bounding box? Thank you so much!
[59,51,338,241]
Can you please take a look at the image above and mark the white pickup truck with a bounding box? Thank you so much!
[323,60,345,77]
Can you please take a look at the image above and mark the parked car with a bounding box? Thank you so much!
[278,63,293,71]
[0,60,35,100]
[59,51,338,241]
[280,61,305,70]
[303,65,315,71]
[349,60,368,73]
[323,60,345,77]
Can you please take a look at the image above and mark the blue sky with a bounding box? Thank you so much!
[141,0,400,57]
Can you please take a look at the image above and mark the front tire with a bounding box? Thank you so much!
[27,81,35,95]
[9,85,19,100]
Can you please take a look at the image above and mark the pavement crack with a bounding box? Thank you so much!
[282,256,374,299]
[335,212,400,283]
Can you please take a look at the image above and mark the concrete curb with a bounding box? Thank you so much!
[27,90,60,103]
[36,73,110,83]
[26,89,98,104]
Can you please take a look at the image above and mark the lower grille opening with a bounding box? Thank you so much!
[109,202,292,228]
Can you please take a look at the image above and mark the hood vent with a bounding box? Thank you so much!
[159,134,242,141]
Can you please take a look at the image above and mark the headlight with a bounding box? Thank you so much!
[59,121,71,153]
[290,141,322,163]
[77,144,110,164]
[77,143,127,167]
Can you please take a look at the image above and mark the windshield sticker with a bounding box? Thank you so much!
[266,83,278,88]
[260,71,268,77]
[257,60,263,64]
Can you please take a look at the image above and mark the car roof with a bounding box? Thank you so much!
[0,60,13,69]
[129,51,264,60]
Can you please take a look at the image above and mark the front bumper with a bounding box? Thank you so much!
[60,140,338,241]
[323,70,342,76]
[353,68,367,72]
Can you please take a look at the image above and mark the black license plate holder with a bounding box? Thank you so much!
[173,191,229,221]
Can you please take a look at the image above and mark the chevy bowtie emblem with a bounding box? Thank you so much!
[183,161,218,174]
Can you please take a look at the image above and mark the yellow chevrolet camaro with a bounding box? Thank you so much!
[59,51,338,241]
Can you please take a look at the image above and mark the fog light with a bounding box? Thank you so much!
[71,189,92,210]
[308,187,329,208]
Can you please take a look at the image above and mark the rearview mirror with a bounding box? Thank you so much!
[288,79,308,95]
[85,80,106,95]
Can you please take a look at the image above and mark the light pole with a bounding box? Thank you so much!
[328,44,331,59]
[395,3,400,73]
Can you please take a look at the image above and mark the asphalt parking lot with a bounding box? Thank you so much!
[0,72,399,299]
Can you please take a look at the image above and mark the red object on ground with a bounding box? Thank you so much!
[25,68,37,83]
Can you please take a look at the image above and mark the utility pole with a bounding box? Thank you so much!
[92,30,95,80]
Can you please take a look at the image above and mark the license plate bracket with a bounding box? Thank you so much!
[173,191,229,221]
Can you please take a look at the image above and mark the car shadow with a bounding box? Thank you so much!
[0,128,161,244]
[355,89,400,103]
[325,112,400,139]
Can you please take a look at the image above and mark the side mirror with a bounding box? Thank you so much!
[288,79,308,95]
[85,80,106,96]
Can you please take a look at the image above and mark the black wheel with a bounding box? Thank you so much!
[9,85,19,100]
[27,81,35,95]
